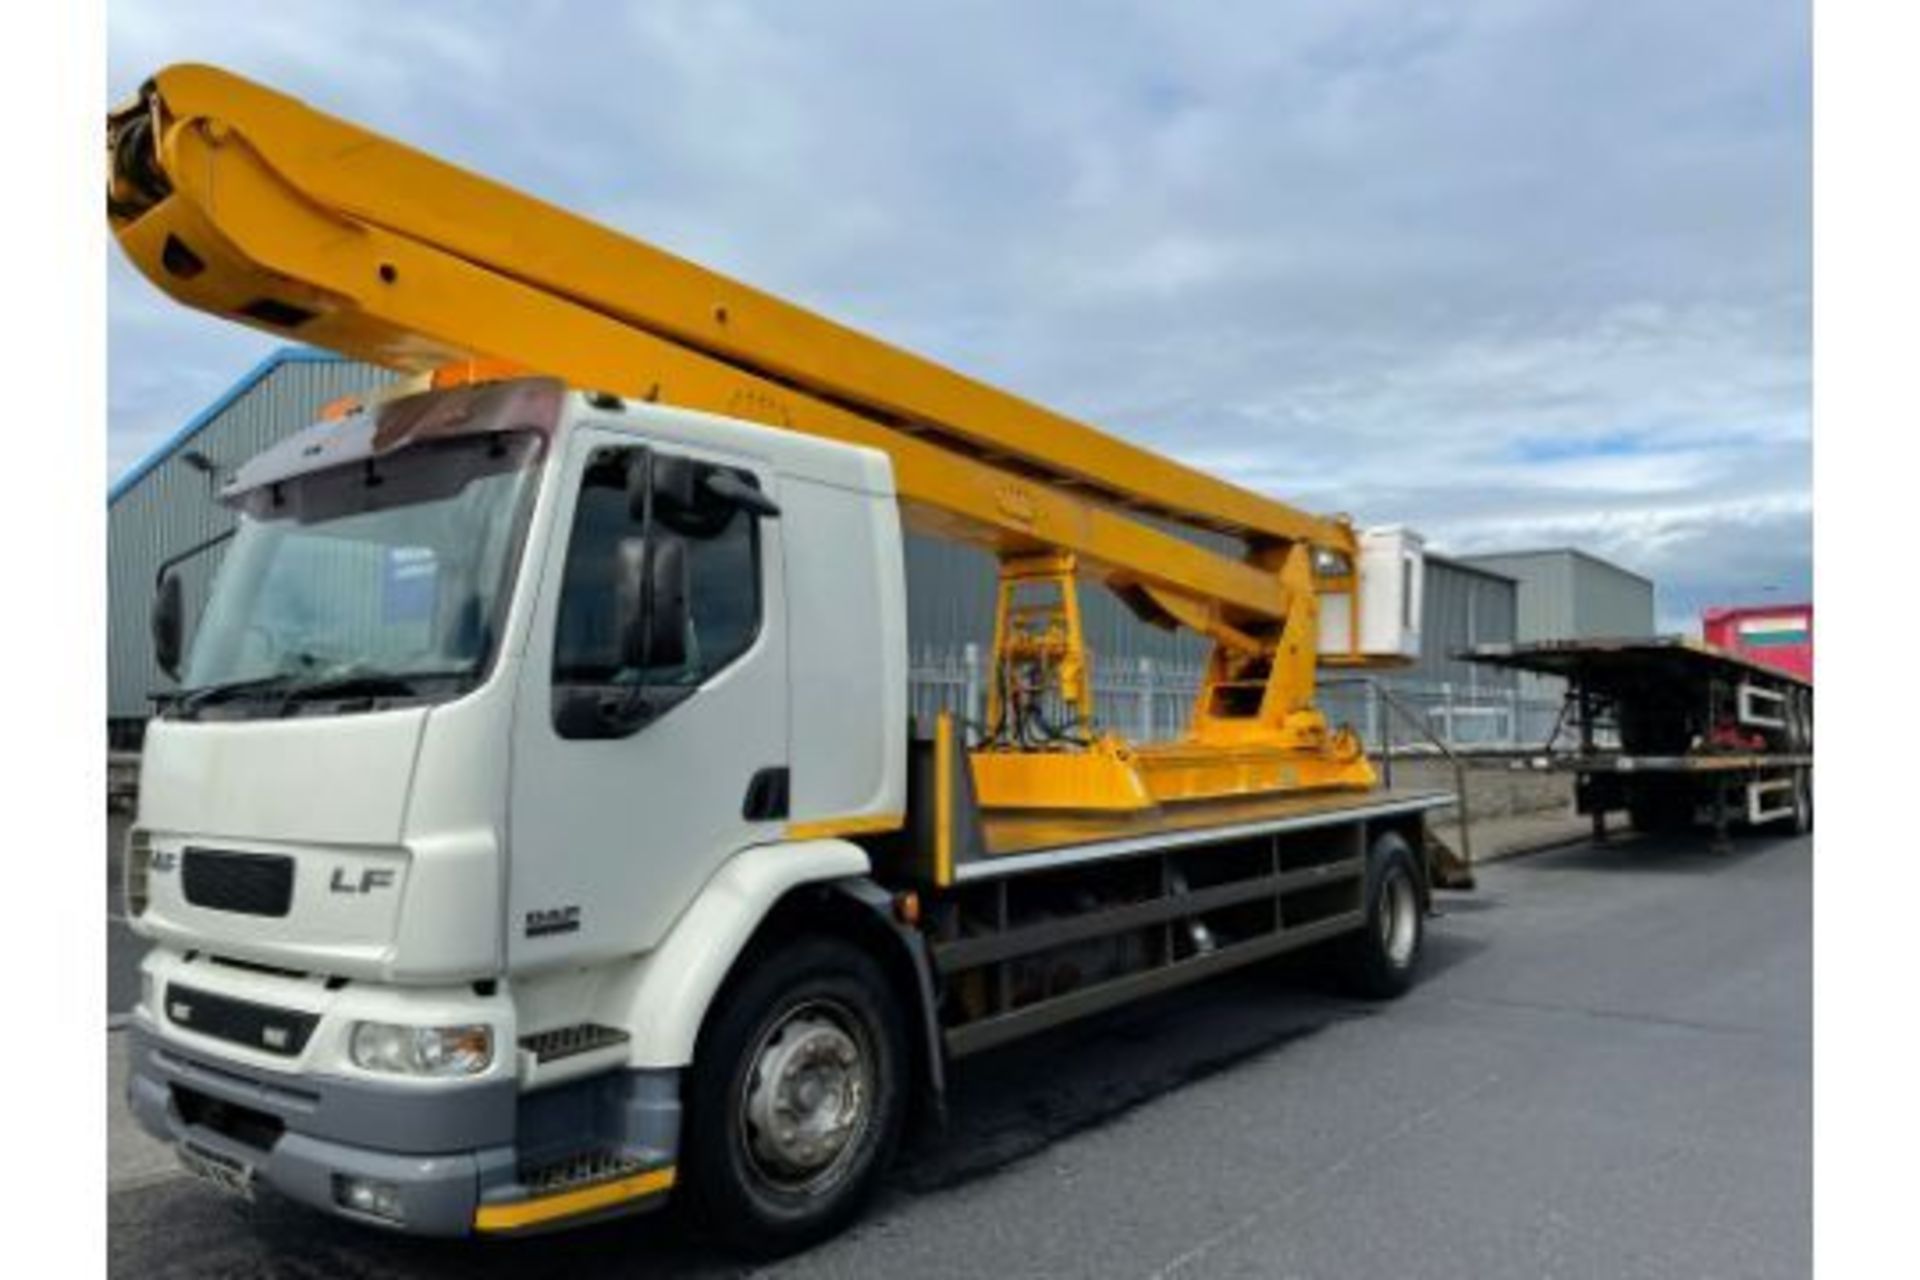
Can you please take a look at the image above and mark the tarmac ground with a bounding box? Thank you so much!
[107,817,1808,1278]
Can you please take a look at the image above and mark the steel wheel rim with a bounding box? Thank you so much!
[1380,869,1418,968]
[736,997,875,1198]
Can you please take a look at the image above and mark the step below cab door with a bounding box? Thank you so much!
[507,425,788,968]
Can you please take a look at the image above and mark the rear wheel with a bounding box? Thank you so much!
[1333,831,1425,999]
[679,935,908,1259]
[1791,767,1812,835]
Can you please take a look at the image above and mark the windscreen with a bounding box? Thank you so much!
[176,430,543,717]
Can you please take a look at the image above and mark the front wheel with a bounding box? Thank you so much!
[1333,831,1425,1000]
[679,935,908,1259]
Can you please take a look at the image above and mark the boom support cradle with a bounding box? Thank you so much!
[107,64,1392,812]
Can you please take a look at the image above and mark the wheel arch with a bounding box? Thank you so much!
[609,839,945,1117]
[731,879,946,1124]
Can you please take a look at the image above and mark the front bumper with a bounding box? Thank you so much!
[125,1022,677,1235]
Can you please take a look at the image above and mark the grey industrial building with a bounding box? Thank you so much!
[1456,548,1655,643]
[1456,548,1656,710]
[110,350,1605,750]
[108,350,402,744]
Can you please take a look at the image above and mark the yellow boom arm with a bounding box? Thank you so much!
[107,64,1388,808]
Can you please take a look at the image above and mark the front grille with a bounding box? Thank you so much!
[182,849,294,917]
[208,954,308,981]
[520,1149,650,1195]
[165,982,318,1057]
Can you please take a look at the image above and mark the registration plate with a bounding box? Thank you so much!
[176,1141,256,1201]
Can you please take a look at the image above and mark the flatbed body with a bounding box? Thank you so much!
[972,786,1454,877]
[871,729,1455,1057]
[1464,636,1811,844]
[1518,752,1813,775]
[1464,634,1812,693]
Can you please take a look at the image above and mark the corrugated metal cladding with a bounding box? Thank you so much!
[1572,553,1655,638]
[107,351,400,729]
[903,534,1213,670]
[1455,548,1653,703]
[1456,549,1653,640]
[906,502,1242,669]
[905,542,1517,691]
[1399,556,1519,692]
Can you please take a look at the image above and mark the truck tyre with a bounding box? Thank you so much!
[1791,690,1813,753]
[1333,831,1424,1000]
[679,934,908,1259]
[1792,767,1812,836]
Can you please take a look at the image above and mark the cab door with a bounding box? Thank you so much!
[506,426,788,968]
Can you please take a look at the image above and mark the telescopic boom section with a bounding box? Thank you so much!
[107,63,1388,809]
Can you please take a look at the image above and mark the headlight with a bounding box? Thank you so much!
[349,1022,493,1077]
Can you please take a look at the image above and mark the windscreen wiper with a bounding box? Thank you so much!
[175,668,471,718]
[175,674,302,717]
[273,668,470,714]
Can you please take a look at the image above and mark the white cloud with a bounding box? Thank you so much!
[105,0,1810,616]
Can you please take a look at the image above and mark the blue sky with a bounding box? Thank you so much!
[106,0,1810,631]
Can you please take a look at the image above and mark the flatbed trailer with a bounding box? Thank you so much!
[1464,637,1812,850]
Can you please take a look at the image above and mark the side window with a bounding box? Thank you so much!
[551,448,763,724]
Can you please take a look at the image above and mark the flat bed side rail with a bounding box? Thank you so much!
[1519,753,1815,774]
[926,799,1435,1057]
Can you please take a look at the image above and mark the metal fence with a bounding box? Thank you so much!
[908,646,1570,751]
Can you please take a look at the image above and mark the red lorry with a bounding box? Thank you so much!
[1703,604,1813,682]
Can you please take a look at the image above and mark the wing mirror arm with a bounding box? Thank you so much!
[703,469,780,519]
[150,527,235,683]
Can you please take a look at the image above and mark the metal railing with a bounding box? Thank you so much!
[1320,675,1473,872]
[908,652,1483,883]
[909,646,1563,754]
[908,646,1208,745]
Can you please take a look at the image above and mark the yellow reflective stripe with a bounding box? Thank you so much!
[934,713,954,888]
[786,814,903,841]
[472,1166,676,1233]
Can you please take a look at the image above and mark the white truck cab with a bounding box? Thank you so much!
[125,379,923,1242]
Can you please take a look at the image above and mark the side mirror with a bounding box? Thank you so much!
[703,469,781,519]
[152,570,184,680]
[634,450,780,527]
[614,536,689,671]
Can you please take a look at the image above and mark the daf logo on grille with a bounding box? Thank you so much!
[526,905,582,938]
[170,1000,193,1023]
[261,1026,290,1050]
